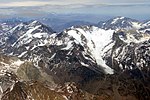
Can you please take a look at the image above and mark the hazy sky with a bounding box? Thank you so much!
[0,0,150,7]
[0,0,150,20]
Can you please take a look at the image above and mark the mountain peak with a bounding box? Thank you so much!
[98,16,142,30]
[111,16,125,23]
[1,20,54,56]
[28,20,43,27]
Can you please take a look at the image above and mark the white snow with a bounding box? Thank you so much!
[111,18,120,24]
[80,62,89,67]
[131,22,142,29]
[27,25,41,35]
[50,53,56,59]
[10,83,15,91]
[31,20,38,25]
[11,25,41,47]
[66,26,114,74]
[33,32,48,38]
[120,17,125,19]
[61,41,73,50]
[9,20,52,50]
[31,45,38,50]
[9,23,24,33]
[122,21,125,24]
[18,51,27,58]
[143,21,150,26]
[139,28,150,35]
[25,46,30,50]
[120,32,150,43]
[103,23,106,25]
[67,30,82,44]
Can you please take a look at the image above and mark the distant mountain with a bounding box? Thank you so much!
[0,17,29,25]
[98,16,142,30]
[54,21,94,32]
[40,18,94,32]
[0,17,26,33]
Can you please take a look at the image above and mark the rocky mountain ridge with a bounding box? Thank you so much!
[0,17,150,100]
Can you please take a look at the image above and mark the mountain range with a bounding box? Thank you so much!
[0,16,149,100]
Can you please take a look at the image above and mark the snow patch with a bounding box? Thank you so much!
[80,62,89,67]
[120,17,125,19]
[111,18,120,24]
[66,26,114,74]
[61,41,73,50]
[131,22,142,29]
[50,53,56,59]
[18,51,27,58]
[33,32,48,38]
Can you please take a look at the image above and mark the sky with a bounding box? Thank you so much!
[0,0,150,20]
[0,0,150,7]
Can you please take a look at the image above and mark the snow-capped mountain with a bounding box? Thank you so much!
[98,16,142,30]
[20,26,116,73]
[1,20,54,56]
[9,24,149,83]
[2,22,150,76]
[15,27,109,84]
[60,26,115,74]
[103,30,150,74]
[0,18,150,99]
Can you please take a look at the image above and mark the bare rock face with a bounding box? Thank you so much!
[1,81,100,100]
[1,81,66,100]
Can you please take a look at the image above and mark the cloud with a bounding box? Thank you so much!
[0,1,51,7]
[0,0,150,8]
[0,0,150,20]
[0,0,95,8]
[0,0,108,8]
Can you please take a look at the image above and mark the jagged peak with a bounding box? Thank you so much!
[108,16,140,25]
[27,20,44,27]
[64,25,105,34]
[111,16,139,22]
[98,16,142,30]
[8,20,54,35]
